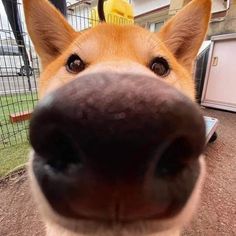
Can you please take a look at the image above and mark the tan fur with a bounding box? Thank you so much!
[158,0,211,70]
[23,0,212,235]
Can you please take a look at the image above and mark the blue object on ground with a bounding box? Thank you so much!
[204,116,219,143]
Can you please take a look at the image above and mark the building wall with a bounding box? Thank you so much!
[169,0,190,15]
[131,0,170,16]
[66,0,236,36]
[134,0,235,35]
[135,7,169,29]
[208,0,236,36]
[167,0,236,37]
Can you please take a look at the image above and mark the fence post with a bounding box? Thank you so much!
[2,0,32,90]
[49,0,67,17]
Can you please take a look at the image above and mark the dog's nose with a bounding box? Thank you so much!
[30,72,205,221]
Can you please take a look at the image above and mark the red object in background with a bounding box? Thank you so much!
[10,111,32,123]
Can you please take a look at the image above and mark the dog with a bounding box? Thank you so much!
[23,0,211,235]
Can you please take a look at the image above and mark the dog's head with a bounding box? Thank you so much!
[23,0,211,235]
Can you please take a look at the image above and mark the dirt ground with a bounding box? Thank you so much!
[0,108,235,236]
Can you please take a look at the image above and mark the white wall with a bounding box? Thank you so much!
[131,0,229,16]
[212,0,229,13]
[131,0,170,16]
[67,0,78,5]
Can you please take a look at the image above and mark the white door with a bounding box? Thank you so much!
[202,39,236,111]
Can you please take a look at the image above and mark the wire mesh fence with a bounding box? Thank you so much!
[0,0,134,149]
[0,0,39,149]
[0,1,96,149]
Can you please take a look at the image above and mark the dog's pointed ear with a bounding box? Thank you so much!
[158,0,212,70]
[23,0,77,68]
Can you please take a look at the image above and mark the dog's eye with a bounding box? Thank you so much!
[150,57,170,77]
[66,54,85,74]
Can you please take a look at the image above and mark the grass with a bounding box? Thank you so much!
[0,92,38,148]
[0,142,30,177]
[0,92,38,177]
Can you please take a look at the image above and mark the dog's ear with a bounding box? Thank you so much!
[23,0,77,68]
[158,0,211,70]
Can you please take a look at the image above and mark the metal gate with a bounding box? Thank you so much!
[0,0,100,149]
[0,0,39,149]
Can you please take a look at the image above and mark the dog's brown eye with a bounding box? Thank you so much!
[66,54,85,74]
[150,57,170,77]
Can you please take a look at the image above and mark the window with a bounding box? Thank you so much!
[149,21,164,32]
[154,22,164,32]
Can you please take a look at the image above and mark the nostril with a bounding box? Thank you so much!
[31,127,83,172]
[155,137,197,178]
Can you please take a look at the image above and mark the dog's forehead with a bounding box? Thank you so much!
[71,23,166,63]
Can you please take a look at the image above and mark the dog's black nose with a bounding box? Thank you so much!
[30,72,205,222]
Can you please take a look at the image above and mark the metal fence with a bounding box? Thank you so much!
[0,0,39,149]
[0,0,134,149]
[0,1,93,149]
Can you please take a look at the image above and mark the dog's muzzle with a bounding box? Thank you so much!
[29,72,205,222]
